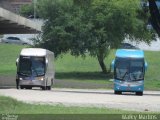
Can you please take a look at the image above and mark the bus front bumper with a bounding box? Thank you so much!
[19,80,45,87]
[114,80,144,92]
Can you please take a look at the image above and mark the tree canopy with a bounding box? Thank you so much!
[20,3,34,17]
[36,0,154,73]
[20,2,39,18]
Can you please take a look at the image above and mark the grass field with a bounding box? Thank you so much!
[0,44,23,75]
[0,44,160,90]
[2,96,158,120]
[0,96,154,114]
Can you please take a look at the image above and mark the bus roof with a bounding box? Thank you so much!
[20,48,53,57]
[115,49,144,58]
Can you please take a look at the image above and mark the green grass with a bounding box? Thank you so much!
[0,44,25,75]
[144,51,160,90]
[0,44,160,90]
[56,50,115,73]
[55,50,115,88]
[2,96,158,120]
[0,96,153,114]
[55,50,160,90]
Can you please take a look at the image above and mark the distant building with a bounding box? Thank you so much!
[0,0,32,14]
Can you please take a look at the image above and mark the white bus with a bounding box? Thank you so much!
[16,48,54,90]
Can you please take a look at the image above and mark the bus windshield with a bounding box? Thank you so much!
[19,56,45,77]
[115,57,144,81]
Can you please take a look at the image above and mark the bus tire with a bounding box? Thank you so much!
[51,79,54,86]
[114,91,122,95]
[20,86,24,89]
[16,79,19,89]
[136,92,143,96]
[41,86,46,90]
[47,86,51,90]
[16,84,19,89]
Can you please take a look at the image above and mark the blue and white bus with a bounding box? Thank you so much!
[112,49,147,96]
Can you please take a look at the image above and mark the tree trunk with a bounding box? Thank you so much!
[148,0,160,36]
[97,55,107,74]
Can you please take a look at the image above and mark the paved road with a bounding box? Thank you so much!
[0,88,160,112]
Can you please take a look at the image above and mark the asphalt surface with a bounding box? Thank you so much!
[0,88,160,112]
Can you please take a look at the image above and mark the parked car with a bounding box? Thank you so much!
[1,36,29,45]
[120,43,138,49]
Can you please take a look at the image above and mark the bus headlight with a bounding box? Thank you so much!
[19,78,23,80]
[38,77,44,81]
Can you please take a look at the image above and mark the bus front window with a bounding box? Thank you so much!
[115,58,129,80]
[19,56,45,77]
[19,57,31,76]
[130,60,144,81]
[31,57,45,76]
[115,58,144,81]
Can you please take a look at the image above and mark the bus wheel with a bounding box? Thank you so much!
[16,84,19,89]
[47,86,51,90]
[114,91,122,95]
[16,79,19,89]
[20,86,24,89]
[41,86,46,90]
[51,79,54,86]
[136,92,143,96]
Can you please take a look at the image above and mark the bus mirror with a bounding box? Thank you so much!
[111,60,115,72]
[16,58,19,66]
[145,61,148,71]
[46,59,48,67]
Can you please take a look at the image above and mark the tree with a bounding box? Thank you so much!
[20,3,34,17]
[36,0,154,73]
[20,2,39,18]
[148,0,160,36]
